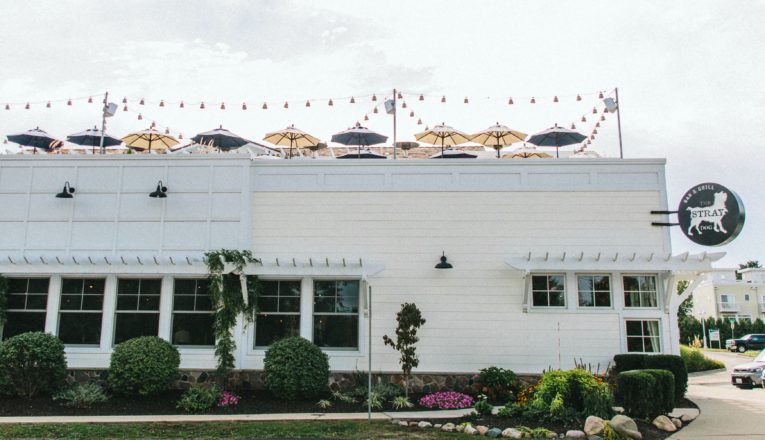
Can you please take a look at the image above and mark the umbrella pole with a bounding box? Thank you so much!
[99,91,109,155]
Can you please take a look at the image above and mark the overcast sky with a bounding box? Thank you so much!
[0,1,762,267]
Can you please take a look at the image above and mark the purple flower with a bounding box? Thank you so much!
[418,391,474,409]
[217,391,240,408]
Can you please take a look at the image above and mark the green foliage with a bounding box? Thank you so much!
[497,402,525,418]
[204,249,261,374]
[364,391,384,409]
[616,369,674,419]
[0,275,8,328]
[612,353,687,401]
[681,346,725,372]
[737,260,761,280]
[515,426,558,439]
[350,376,402,408]
[0,331,67,398]
[391,396,414,410]
[108,336,180,396]
[54,383,109,408]
[263,336,329,400]
[382,302,426,396]
[176,384,222,412]
[529,369,613,422]
[331,390,357,404]
[316,399,332,409]
[473,394,493,416]
[601,421,629,440]
[477,366,518,402]
[676,280,692,320]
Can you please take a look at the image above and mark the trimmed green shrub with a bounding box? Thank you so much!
[612,353,687,401]
[0,331,67,398]
[616,369,674,419]
[473,394,493,415]
[108,336,180,396]
[263,336,329,400]
[54,383,109,408]
[530,369,613,422]
[176,384,221,412]
[681,346,725,372]
[477,366,518,402]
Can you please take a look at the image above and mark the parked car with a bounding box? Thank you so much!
[731,350,765,388]
[725,334,765,353]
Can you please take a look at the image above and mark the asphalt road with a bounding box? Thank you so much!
[669,350,765,440]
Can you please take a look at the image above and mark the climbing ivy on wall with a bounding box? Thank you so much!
[204,249,261,374]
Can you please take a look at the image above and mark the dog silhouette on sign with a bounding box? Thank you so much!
[687,191,728,236]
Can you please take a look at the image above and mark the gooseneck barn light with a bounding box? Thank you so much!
[55,181,75,198]
[149,180,168,198]
[435,252,453,269]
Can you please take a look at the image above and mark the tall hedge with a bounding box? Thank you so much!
[616,369,675,419]
[263,337,329,400]
[613,354,687,401]
[108,336,180,396]
[0,332,67,398]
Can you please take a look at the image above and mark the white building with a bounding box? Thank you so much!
[691,269,765,323]
[0,156,721,377]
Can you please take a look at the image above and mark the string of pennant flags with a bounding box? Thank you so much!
[2,89,616,152]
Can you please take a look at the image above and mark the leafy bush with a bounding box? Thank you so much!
[616,369,674,419]
[0,332,67,398]
[54,383,109,408]
[681,346,725,372]
[177,384,221,412]
[612,354,687,401]
[350,377,402,402]
[108,336,180,396]
[530,369,613,422]
[477,366,518,402]
[263,336,329,400]
[392,396,414,409]
[473,394,493,415]
[418,391,474,409]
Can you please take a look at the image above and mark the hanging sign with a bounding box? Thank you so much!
[678,182,745,246]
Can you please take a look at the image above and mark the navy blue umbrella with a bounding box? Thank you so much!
[331,126,388,158]
[526,125,587,158]
[192,125,250,151]
[7,127,61,154]
[67,126,122,154]
[336,149,386,159]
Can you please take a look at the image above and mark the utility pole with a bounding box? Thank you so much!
[99,91,109,155]
[615,87,623,159]
[392,88,397,160]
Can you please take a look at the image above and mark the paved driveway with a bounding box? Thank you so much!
[669,350,765,440]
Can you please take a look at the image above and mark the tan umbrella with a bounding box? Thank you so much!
[263,124,320,158]
[471,123,527,158]
[501,143,552,159]
[414,123,471,156]
[122,128,179,153]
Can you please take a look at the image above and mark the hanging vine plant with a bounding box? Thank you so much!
[0,274,7,328]
[204,249,261,374]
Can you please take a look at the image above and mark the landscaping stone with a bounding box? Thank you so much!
[408,421,419,427]
[584,416,605,436]
[464,425,478,435]
[487,428,502,438]
[397,421,408,427]
[652,415,676,432]
[587,436,603,440]
[501,427,524,438]
[680,413,695,423]
[434,423,443,429]
[610,415,642,440]
[418,421,433,429]
[545,433,557,439]
[671,418,682,429]
[477,425,490,436]
[565,430,586,438]
[441,423,456,432]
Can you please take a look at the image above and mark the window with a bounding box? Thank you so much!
[626,319,661,353]
[255,280,301,347]
[2,278,49,340]
[58,278,105,345]
[623,275,658,308]
[313,280,359,349]
[114,278,161,345]
[577,275,611,307]
[531,275,565,307]
[745,294,750,302]
[172,279,215,346]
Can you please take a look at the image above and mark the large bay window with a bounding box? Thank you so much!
[2,277,49,340]
[577,275,611,308]
[114,278,161,345]
[531,274,565,307]
[626,319,661,353]
[172,279,215,346]
[58,278,105,345]
[623,275,658,308]
[255,280,301,347]
[313,280,359,349]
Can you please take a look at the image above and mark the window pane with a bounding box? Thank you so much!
[643,337,660,353]
[117,295,138,311]
[624,292,640,307]
[141,280,161,295]
[623,276,639,292]
[641,291,657,308]
[26,294,47,310]
[260,281,280,296]
[258,297,278,312]
[626,337,644,352]
[282,281,301,296]
[643,320,660,337]
[255,315,301,347]
[118,279,139,295]
[626,320,642,336]
[172,313,215,346]
[195,295,213,311]
[578,276,593,292]
[640,276,657,292]
[595,291,611,307]
[114,314,159,344]
[84,279,105,294]
[313,315,358,348]
[8,294,26,309]
[7,278,28,293]
[195,280,210,295]
[336,289,358,313]
[593,276,610,291]
[314,297,335,313]
[2,312,46,340]
[81,295,103,311]
[532,276,547,291]
[578,291,594,307]
[27,278,50,294]
[58,313,102,345]
[278,297,300,313]
[174,279,197,295]
[60,295,81,310]
[532,291,549,307]
[173,295,195,311]
[62,279,83,294]
[314,281,335,297]
[548,276,564,291]
[549,291,565,307]
[140,295,160,311]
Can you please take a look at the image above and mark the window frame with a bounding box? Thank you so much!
[312,279,361,350]
[113,277,162,346]
[253,279,302,349]
[625,319,662,353]
[57,277,106,347]
[2,277,50,340]
[530,273,567,308]
[576,273,613,309]
[170,278,216,348]
[622,274,659,309]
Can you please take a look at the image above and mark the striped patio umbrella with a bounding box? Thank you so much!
[7,127,62,154]
[192,126,250,151]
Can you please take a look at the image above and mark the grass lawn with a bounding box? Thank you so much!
[0,420,473,439]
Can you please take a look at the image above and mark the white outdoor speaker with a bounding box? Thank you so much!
[384,99,395,115]
[103,102,118,117]
[603,97,618,113]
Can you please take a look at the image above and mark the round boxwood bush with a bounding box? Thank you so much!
[108,336,180,396]
[263,336,329,400]
[0,331,67,398]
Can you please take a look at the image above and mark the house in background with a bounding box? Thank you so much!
[691,268,765,323]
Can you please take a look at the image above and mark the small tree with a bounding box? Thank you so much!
[382,303,426,396]
[737,260,761,280]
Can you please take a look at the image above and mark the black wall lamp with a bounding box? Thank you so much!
[149,180,168,198]
[435,252,453,269]
[55,181,75,198]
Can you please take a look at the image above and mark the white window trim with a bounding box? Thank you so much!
[168,277,215,349]
[625,318,663,354]
[622,273,660,309]
[112,277,162,346]
[575,273,613,309]
[530,273,567,309]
